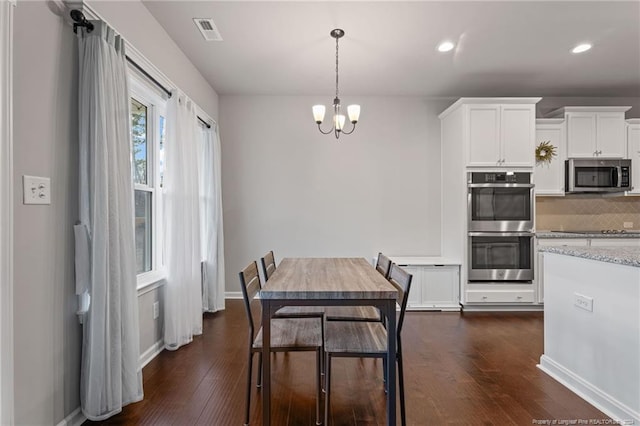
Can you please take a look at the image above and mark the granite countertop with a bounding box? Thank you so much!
[536,231,640,239]
[539,246,640,267]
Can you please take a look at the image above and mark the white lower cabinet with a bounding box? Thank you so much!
[390,258,460,311]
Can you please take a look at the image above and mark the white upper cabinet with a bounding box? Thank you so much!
[465,101,538,167]
[548,107,630,158]
[535,119,566,195]
[627,119,640,195]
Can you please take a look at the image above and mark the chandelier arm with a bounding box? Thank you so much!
[340,122,357,135]
[317,123,335,135]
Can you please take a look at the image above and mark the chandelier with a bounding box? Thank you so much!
[312,29,360,139]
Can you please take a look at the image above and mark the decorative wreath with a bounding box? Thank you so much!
[535,141,557,164]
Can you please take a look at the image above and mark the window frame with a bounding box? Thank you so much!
[129,74,167,289]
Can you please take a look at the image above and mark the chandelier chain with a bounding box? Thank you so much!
[335,34,339,99]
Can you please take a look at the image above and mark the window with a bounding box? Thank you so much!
[130,76,167,285]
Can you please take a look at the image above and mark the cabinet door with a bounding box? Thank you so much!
[596,113,626,157]
[627,124,640,194]
[421,266,459,307]
[535,121,565,195]
[566,112,597,157]
[402,266,422,308]
[467,105,501,166]
[501,105,536,167]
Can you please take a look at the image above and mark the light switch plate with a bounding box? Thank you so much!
[23,175,51,205]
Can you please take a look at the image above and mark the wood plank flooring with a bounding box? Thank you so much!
[85,301,608,425]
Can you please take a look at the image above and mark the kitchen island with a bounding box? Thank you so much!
[538,245,640,424]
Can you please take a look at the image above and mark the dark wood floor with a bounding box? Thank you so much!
[86,300,607,425]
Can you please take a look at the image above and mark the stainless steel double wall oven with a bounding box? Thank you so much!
[467,171,534,282]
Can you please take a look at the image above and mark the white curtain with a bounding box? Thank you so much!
[163,91,203,350]
[76,21,143,420]
[199,125,225,313]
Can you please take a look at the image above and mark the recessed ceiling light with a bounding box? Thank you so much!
[572,43,592,54]
[437,41,455,53]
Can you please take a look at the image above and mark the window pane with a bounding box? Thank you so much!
[135,190,152,274]
[159,115,165,188]
[131,98,148,185]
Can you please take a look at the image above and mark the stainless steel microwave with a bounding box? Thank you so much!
[565,158,632,193]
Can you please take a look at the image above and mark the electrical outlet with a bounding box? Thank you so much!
[623,222,633,229]
[23,175,51,205]
[574,293,593,312]
[153,302,160,319]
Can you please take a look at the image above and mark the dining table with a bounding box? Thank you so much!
[260,257,399,426]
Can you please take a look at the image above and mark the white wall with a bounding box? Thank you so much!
[220,95,451,292]
[13,2,79,423]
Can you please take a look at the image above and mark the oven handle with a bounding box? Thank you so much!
[467,183,534,188]
[468,232,535,237]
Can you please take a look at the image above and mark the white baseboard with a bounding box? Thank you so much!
[225,291,244,299]
[140,339,164,369]
[461,304,544,312]
[55,407,86,426]
[538,355,640,424]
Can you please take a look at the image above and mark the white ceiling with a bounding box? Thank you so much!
[141,1,640,97]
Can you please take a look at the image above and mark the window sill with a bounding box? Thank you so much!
[137,270,166,296]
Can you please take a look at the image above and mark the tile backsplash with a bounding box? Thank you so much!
[536,196,640,231]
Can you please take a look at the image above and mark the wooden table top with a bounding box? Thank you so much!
[260,257,397,300]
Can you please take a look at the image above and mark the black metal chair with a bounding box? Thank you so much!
[323,263,412,426]
[239,261,323,426]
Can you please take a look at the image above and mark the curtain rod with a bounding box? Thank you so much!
[127,58,211,128]
[197,116,211,129]
[126,56,172,99]
[70,9,212,129]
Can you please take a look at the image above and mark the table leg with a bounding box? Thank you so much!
[385,300,396,426]
[262,300,271,426]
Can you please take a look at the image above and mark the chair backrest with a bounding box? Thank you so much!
[375,252,392,278]
[239,261,262,340]
[260,250,276,282]
[387,263,412,337]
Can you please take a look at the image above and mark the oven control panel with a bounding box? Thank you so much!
[470,172,531,184]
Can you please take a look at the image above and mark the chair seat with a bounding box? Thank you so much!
[254,318,322,350]
[324,305,381,322]
[324,321,387,354]
[275,306,325,317]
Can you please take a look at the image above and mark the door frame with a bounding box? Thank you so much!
[0,1,15,424]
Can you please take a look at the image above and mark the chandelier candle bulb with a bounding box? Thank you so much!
[347,105,360,123]
[313,105,326,123]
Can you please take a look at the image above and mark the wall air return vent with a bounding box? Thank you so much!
[193,18,223,41]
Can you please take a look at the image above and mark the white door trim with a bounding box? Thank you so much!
[0,1,15,424]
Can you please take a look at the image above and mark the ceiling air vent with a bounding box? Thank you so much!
[193,18,223,41]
